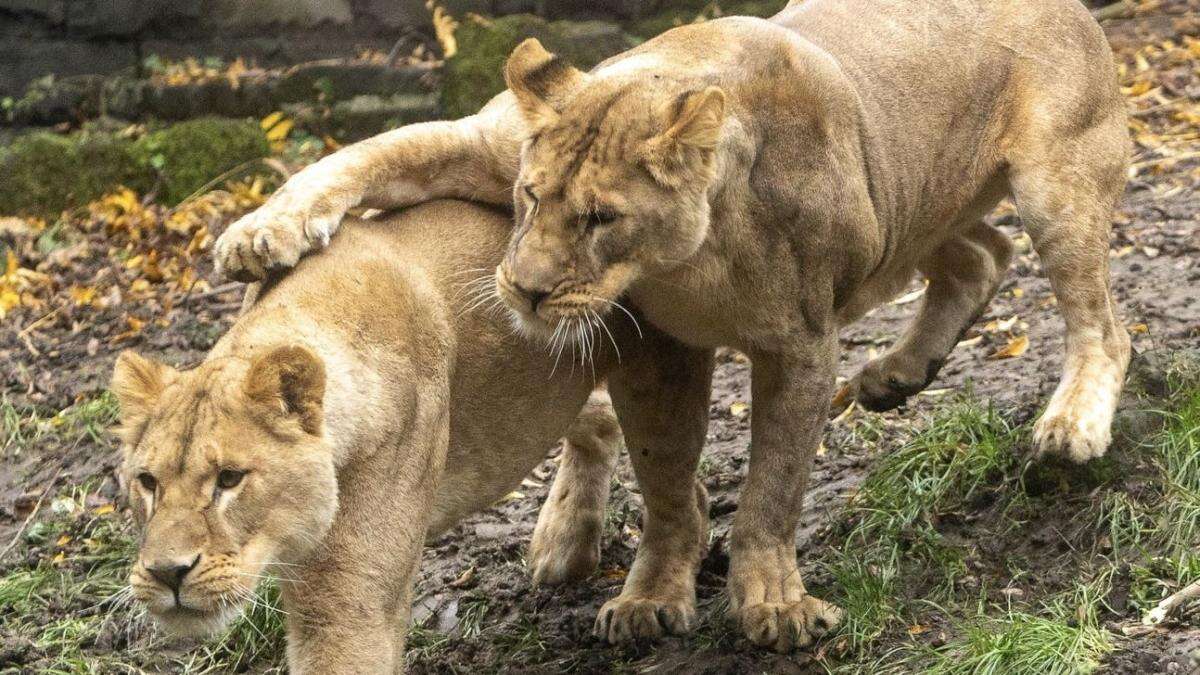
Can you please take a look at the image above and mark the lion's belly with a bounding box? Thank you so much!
[425,321,602,536]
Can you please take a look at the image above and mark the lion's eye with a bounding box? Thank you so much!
[586,209,620,230]
[137,472,157,492]
[216,469,245,490]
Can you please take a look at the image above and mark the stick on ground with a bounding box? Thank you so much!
[1144,578,1200,625]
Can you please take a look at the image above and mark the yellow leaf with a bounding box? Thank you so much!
[0,289,20,315]
[730,402,749,417]
[432,6,460,58]
[56,534,72,547]
[990,334,1030,360]
[1010,287,1024,298]
[984,316,1020,334]
[69,285,97,307]
[4,249,16,278]
[266,118,294,143]
[499,490,524,503]
[52,551,65,565]
[907,624,928,635]
[261,111,284,131]
[92,503,115,515]
[1129,323,1148,335]
[1122,80,1152,97]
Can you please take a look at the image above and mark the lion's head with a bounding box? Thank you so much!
[494,38,728,340]
[110,345,334,637]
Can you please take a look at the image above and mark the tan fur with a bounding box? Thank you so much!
[213,0,1131,652]
[116,202,662,673]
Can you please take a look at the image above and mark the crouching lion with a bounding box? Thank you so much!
[112,201,718,673]
[212,0,1130,653]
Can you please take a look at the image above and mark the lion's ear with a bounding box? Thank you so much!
[642,86,728,186]
[111,351,176,444]
[504,38,586,127]
[244,345,326,436]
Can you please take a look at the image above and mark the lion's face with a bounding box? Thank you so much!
[111,346,333,638]
[494,40,727,341]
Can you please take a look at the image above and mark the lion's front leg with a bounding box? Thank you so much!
[215,92,524,282]
[728,338,843,653]
[282,421,448,673]
[592,340,713,642]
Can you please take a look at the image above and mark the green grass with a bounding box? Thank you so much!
[1,391,119,459]
[822,357,1200,673]
[821,398,1023,652]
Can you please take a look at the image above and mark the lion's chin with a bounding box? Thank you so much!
[505,307,560,342]
[150,602,242,639]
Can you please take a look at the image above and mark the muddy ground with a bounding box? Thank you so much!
[2,2,1200,673]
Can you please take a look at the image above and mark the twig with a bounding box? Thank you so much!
[1143,578,1200,625]
[0,468,62,563]
[182,282,242,304]
[18,307,61,337]
[1131,98,1184,118]
[1131,150,1200,172]
[1092,0,1133,21]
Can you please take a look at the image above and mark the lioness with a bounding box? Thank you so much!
[214,0,1131,652]
[113,201,693,672]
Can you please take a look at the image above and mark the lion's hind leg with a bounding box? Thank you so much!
[844,220,1014,413]
[528,386,623,586]
[1008,115,1131,463]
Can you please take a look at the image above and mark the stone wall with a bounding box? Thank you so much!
[0,0,687,96]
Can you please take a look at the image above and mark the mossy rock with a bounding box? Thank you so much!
[0,131,149,217]
[627,0,786,40]
[0,118,269,216]
[441,14,637,119]
[132,117,270,205]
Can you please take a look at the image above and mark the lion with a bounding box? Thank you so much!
[112,201,698,673]
[212,0,1131,652]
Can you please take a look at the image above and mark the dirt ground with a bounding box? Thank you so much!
[2,2,1200,673]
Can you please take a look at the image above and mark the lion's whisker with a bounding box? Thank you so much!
[597,298,644,339]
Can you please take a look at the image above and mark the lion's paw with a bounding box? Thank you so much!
[214,194,342,282]
[528,505,602,586]
[1033,406,1113,464]
[735,596,842,653]
[593,595,696,643]
[1033,385,1116,464]
[845,352,940,413]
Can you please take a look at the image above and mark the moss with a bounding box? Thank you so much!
[441,15,636,119]
[132,117,270,205]
[0,132,149,217]
[0,117,269,216]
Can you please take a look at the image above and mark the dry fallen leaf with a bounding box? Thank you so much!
[449,566,476,588]
[990,334,1030,360]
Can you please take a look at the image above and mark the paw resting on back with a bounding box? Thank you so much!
[214,192,343,282]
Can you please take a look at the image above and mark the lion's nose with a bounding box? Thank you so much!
[512,282,551,312]
[145,554,201,592]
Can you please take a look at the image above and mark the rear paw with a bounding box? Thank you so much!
[735,596,842,653]
[528,505,602,586]
[593,595,696,642]
[1033,406,1113,463]
[845,356,942,413]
